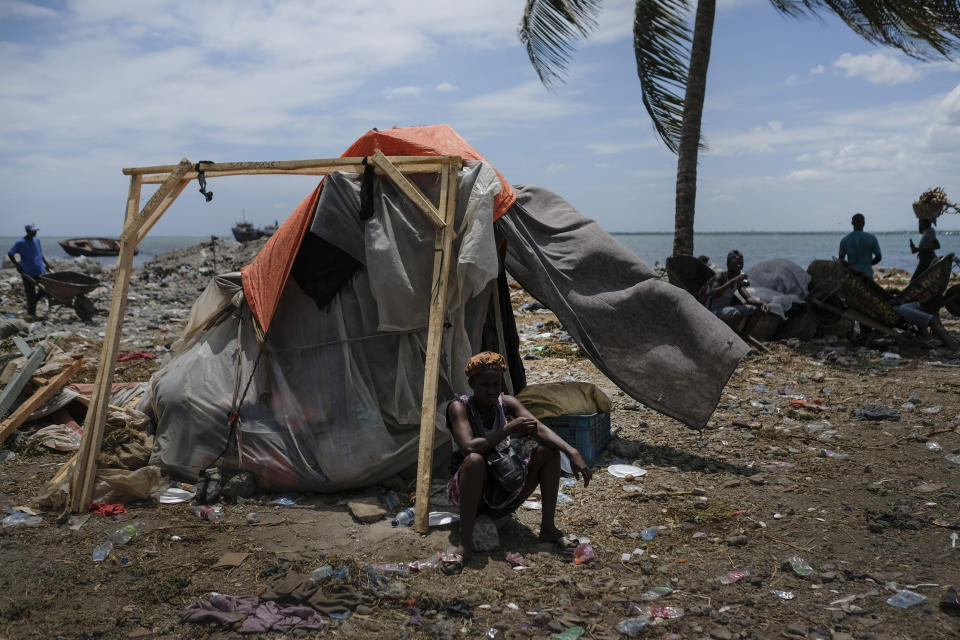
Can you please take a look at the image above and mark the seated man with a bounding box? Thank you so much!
[894,287,960,350]
[445,352,592,565]
[699,250,768,335]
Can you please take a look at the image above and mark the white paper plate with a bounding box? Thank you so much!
[607,464,647,479]
[151,487,196,504]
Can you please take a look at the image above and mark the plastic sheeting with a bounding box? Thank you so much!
[746,259,811,319]
[146,165,504,491]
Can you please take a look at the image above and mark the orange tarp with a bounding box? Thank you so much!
[241,124,514,333]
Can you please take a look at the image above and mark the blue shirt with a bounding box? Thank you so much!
[839,230,881,278]
[9,236,47,277]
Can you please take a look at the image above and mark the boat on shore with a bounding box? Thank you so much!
[59,237,137,257]
[231,220,279,243]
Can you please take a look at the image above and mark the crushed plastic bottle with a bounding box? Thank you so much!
[111,521,146,545]
[311,565,333,581]
[772,590,795,600]
[550,626,585,640]
[886,590,926,608]
[718,570,749,584]
[926,441,942,452]
[333,565,350,580]
[572,543,595,565]
[375,562,409,575]
[191,505,224,523]
[2,510,42,528]
[786,556,815,577]
[649,606,684,619]
[640,586,673,600]
[614,618,649,636]
[409,552,442,572]
[640,526,659,541]
[391,507,415,527]
[92,541,113,562]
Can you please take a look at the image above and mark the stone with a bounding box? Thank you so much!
[710,626,733,640]
[355,605,373,615]
[785,622,807,638]
[748,473,766,485]
[725,534,748,547]
[347,497,387,524]
[820,571,838,583]
[533,611,552,625]
[719,479,741,489]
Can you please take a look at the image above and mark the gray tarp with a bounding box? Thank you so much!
[499,185,750,428]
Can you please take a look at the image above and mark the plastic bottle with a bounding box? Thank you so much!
[886,590,926,608]
[614,618,649,637]
[92,541,113,562]
[311,565,333,581]
[391,507,415,527]
[640,526,659,541]
[111,521,146,545]
[786,556,815,577]
[649,606,684,619]
[718,570,749,584]
[1,511,42,527]
[640,586,673,600]
[551,626,586,640]
[572,543,595,565]
[191,505,224,523]
[333,565,350,580]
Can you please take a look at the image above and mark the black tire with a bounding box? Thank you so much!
[74,295,95,322]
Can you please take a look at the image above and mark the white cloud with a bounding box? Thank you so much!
[809,65,824,75]
[385,86,423,99]
[834,52,921,85]
[435,82,458,92]
[545,162,569,174]
[587,141,657,154]
[0,1,58,19]
[784,74,799,85]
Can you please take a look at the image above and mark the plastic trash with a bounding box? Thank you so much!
[391,507,415,527]
[375,562,409,575]
[111,521,145,545]
[557,490,574,504]
[641,586,673,600]
[311,565,333,581]
[92,541,113,562]
[191,505,224,523]
[947,454,960,465]
[649,606,684,619]
[886,590,926,608]
[0,450,16,462]
[550,626,585,640]
[786,556,815,577]
[333,565,350,580]
[245,512,260,524]
[428,511,460,526]
[772,590,795,600]
[383,490,400,511]
[640,526,659,541]
[409,552,442,572]
[926,441,942,452]
[2,510,42,528]
[271,495,299,506]
[718,570,749,584]
[572,543,595,565]
[614,618,649,636]
[505,552,525,567]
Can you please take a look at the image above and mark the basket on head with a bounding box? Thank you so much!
[912,187,956,220]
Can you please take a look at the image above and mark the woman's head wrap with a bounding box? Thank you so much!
[465,351,507,378]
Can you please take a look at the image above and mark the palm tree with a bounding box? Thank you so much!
[520,0,960,256]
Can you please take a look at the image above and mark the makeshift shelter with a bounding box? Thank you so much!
[140,126,747,497]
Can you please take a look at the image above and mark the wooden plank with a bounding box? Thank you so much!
[0,342,46,419]
[136,178,190,244]
[125,158,191,241]
[371,150,445,229]
[12,337,31,357]
[123,156,445,176]
[70,174,144,513]
[807,297,928,348]
[137,163,449,184]
[413,159,459,534]
[0,358,83,444]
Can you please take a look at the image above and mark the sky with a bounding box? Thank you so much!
[1,0,959,237]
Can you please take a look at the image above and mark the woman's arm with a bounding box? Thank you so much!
[503,396,593,486]
[448,399,530,456]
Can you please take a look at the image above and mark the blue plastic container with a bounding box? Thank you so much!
[540,412,611,466]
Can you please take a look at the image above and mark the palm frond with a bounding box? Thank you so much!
[519,0,604,87]
[770,1,960,59]
[634,0,694,153]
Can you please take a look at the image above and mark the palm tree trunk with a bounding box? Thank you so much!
[672,0,716,257]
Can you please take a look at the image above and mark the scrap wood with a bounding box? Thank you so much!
[0,357,83,444]
[0,340,47,419]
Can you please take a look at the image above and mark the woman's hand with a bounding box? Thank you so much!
[569,450,592,487]
[505,416,537,438]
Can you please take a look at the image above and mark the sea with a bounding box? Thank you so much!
[2,231,959,272]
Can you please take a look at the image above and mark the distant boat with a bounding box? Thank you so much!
[231,220,279,243]
[59,237,137,257]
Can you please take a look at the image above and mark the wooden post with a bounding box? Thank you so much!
[413,159,459,534]
[69,171,150,513]
[370,150,446,229]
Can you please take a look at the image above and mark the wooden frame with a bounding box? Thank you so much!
[68,155,462,527]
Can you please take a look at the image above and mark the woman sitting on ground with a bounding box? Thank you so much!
[446,352,592,562]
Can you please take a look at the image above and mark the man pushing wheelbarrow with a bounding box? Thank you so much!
[8,224,99,322]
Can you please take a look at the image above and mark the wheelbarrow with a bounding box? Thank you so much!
[23,271,100,322]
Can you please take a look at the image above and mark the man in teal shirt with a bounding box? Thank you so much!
[839,213,881,279]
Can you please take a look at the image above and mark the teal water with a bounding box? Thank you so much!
[3,231,958,272]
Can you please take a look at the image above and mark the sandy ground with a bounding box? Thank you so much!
[1,240,959,640]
